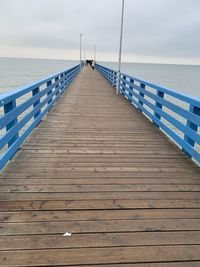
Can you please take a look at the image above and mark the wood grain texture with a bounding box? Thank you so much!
[0,66,199,266]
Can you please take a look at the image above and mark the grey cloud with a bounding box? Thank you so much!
[0,0,200,63]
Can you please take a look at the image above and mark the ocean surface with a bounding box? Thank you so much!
[0,57,79,93]
[0,57,200,99]
[101,61,200,98]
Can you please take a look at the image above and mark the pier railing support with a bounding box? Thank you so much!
[32,87,40,119]
[154,90,164,127]
[138,83,145,112]
[3,100,18,147]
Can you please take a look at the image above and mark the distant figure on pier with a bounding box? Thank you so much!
[92,60,95,70]
[85,60,90,66]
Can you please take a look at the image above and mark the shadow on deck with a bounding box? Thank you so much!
[0,67,200,266]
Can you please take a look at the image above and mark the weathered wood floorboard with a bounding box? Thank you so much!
[0,67,199,266]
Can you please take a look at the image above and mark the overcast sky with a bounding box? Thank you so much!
[0,0,200,64]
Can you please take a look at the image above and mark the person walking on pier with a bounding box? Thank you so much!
[92,60,95,70]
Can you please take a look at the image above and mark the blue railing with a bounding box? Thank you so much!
[96,64,200,164]
[0,64,81,170]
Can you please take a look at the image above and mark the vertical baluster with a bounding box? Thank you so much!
[111,70,114,86]
[60,74,64,92]
[47,80,52,104]
[108,70,111,83]
[184,104,200,157]
[138,83,145,112]
[114,72,117,88]
[55,76,59,96]
[128,78,134,103]
[118,73,121,93]
[65,71,69,88]
[63,73,66,89]
[68,71,71,87]
[154,90,164,127]
[121,75,126,95]
[32,87,40,119]
[4,100,18,147]
[111,71,114,86]
[155,91,164,119]
[113,71,115,87]
[63,72,66,88]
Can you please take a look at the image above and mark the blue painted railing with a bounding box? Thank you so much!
[0,64,81,170]
[96,64,200,164]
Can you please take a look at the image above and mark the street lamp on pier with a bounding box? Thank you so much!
[117,0,125,94]
[80,33,83,71]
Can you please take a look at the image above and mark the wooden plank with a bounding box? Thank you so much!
[8,161,193,168]
[1,199,200,211]
[1,231,200,250]
[1,219,200,236]
[14,155,190,161]
[1,192,200,201]
[1,209,200,223]
[0,245,200,266]
[1,184,200,193]
[11,157,193,165]
[1,178,200,185]
[3,172,199,179]
[4,166,199,174]
[11,148,188,155]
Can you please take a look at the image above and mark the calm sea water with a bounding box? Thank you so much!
[0,57,79,93]
[0,57,200,99]
[101,61,200,98]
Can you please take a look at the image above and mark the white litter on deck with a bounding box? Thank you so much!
[63,232,72,237]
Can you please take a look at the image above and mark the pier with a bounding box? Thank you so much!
[0,65,200,266]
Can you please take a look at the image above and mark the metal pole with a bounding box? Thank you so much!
[117,0,125,94]
[80,33,82,71]
[94,45,96,61]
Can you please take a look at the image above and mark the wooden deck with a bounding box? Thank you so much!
[0,66,200,266]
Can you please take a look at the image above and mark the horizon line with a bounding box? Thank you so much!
[0,55,200,67]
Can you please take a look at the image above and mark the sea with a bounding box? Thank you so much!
[0,57,200,99]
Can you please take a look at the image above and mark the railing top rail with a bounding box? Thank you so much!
[0,64,79,106]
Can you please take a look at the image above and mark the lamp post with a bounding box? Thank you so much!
[80,33,83,71]
[84,48,86,62]
[117,0,125,94]
[91,46,93,60]
[94,45,96,61]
